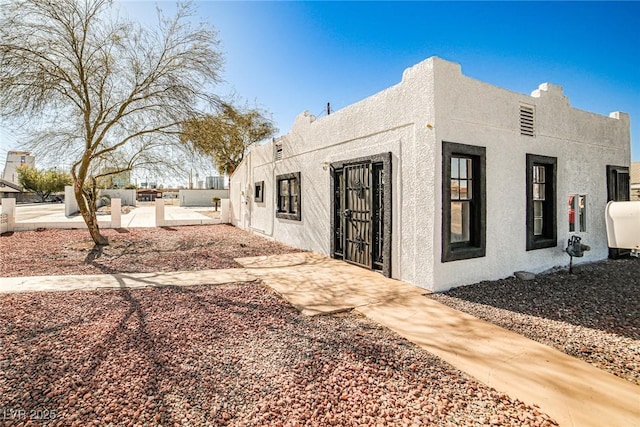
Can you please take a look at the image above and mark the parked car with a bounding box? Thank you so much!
[47,195,64,203]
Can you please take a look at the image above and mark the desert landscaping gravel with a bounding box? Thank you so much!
[429,258,640,386]
[0,225,304,277]
[0,283,557,426]
[2,225,637,425]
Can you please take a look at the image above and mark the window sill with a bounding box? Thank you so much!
[276,211,301,221]
[442,245,485,262]
[526,237,557,251]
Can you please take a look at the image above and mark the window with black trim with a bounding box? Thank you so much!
[276,172,301,220]
[254,181,264,203]
[442,142,486,262]
[526,154,557,250]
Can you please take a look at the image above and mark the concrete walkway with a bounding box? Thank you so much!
[0,269,256,293]
[236,252,427,315]
[236,252,640,427]
[1,252,639,426]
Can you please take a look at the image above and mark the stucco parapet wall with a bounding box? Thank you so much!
[530,82,570,106]
[241,55,629,171]
[402,56,443,82]
[285,57,440,134]
[609,111,630,122]
[531,84,629,122]
[276,59,438,161]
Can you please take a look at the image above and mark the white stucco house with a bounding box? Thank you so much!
[230,57,631,291]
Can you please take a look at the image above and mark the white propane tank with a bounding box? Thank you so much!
[605,201,640,253]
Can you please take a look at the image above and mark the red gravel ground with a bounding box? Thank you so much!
[0,225,305,277]
[0,283,557,426]
[0,225,559,425]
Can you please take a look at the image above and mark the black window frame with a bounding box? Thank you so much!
[606,165,630,258]
[526,154,557,250]
[276,172,301,221]
[442,141,486,262]
[254,181,264,203]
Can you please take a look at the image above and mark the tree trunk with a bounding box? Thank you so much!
[74,182,109,246]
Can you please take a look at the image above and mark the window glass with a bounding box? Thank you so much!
[533,165,546,235]
[578,195,586,232]
[451,201,471,243]
[451,179,459,199]
[451,157,473,201]
[533,165,545,200]
[460,180,470,200]
[459,158,467,179]
[534,200,544,235]
[280,180,289,212]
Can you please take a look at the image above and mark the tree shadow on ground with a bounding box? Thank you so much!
[84,245,104,263]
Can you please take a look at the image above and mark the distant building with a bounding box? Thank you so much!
[2,151,35,184]
[205,175,225,189]
[137,189,162,202]
[162,189,179,199]
[631,162,640,201]
[0,178,22,198]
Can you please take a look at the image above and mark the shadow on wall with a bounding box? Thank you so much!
[271,156,331,254]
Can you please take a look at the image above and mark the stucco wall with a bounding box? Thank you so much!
[64,185,78,216]
[231,58,438,285]
[231,56,630,292]
[431,59,630,291]
[179,189,229,207]
[100,189,136,206]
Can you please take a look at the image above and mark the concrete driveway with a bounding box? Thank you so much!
[14,203,65,221]
[9,202,220,229]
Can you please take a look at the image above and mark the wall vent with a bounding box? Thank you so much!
[520,104,535,137]
[274,142,283,161]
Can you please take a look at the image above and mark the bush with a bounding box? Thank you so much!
[98,194,111,208]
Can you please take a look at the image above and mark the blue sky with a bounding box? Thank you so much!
[1,1,639,175]
[184,1,640,159]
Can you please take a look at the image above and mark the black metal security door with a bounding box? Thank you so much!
[343,163,373,268]
[331,152,391,277]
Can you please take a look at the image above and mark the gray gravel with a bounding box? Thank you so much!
[429,258,640,386]
[1,283,557,426]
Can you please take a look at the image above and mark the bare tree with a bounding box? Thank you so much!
[0,0,223,245]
